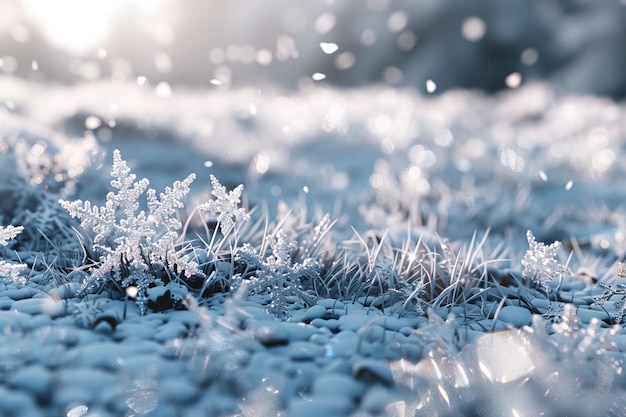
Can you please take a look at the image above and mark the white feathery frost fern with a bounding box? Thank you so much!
[59,149,198,314]
[198,175,250,235]
[235,231,320,318]
[0,224,26,284]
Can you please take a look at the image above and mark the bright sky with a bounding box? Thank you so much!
[22,0,163,53]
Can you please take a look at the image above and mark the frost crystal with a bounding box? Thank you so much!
[521,230,568,293]
[59,149,197,314]
[235,231,320,318]
[0,224,26,284]
[198,175,249,235]
[592,262,626,324]
[0,225,24,246]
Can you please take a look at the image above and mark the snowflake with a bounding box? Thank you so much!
[521,230,569,293]
[592,263,626,324]
[235,231,320,318]
[198,175,249,235]
[59,149,198,314]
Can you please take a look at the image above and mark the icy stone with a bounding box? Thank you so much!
[313,373,363,399]
[283,341,325,361]
[166,310,202,329]
[289,395,354,417]
[304,305,327,321]
[326,329,358,358]
[0,310,28,331]
[338,312,376,332]
[71,341,137,370]
[0,296,12,310]
[47,282,83,299]
[114,322,157,342]
[310,318,340,332]
[94,320,114,335]
[281,322,320,341]
[575,307,612,325]
[0,386,43,417]
[317,298,346,311]
[613,335,626,351]
[254,323,290,346]
[361,386,395,414]
[11,298,64,317]
[9,365,54,400]
[161,379,200,404]
[379,316,422,332]
[155,321,189,342]
[361,324,386,343]
[468,319,507,332]
[352,359,394,386]
[497,306,532,327]
[3,287,39,300]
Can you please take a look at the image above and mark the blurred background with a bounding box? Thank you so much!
[1,0,625,98]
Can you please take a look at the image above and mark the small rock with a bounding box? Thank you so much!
[576,307,612,325]
[338,313,376,332]
[0,386,44,417]
[289,395,354,417]
[11,298,64,318]
[155,321,189,342]
[254,323,290,347]
[304,305,327,321]
[497,306,532,327]
[317,298,346,312]
[114,322,157,342]
[352,359,394,386]
[313,374,363,399]
[160,379,200,404]
[310,318,340,332]
[284,341,325,361]
[361,386,395,414]
[9,365,54,401]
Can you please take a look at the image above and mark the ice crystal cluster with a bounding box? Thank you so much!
[236,231,320,318]
[0,224,26,284]
[59,150,197,313]
[198,175,250,235]
[592,262,626,324]
[521,230,569,292]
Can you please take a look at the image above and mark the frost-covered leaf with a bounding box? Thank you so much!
[521,230,568,293]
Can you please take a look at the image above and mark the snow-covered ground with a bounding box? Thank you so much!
[2,1,626,416]
[1,78,626,417]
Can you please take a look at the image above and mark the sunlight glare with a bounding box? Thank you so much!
[23,0,163,53]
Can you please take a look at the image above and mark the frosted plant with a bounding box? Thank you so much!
[235,231,320,318]
[592,262,626,324]
[0,225,24,246]
[59,149,198,314]
[198,175,249,235]
[521,230,568,293]
[0,224,26,284]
